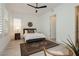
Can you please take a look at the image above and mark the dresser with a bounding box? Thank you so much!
[15,33,21,40]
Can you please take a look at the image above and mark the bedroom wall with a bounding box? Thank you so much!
[38,11,56,39]
[0,4,11,55]
[55,3,79,44]
[21,15,39,30]
[9,15,14,40]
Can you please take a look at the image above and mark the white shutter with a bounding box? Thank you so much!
[0,4,9,35]
[0,6,3,34]
[3,6,9,34]
[0,20,2,34]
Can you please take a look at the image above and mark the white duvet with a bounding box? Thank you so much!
[23,33,46,41]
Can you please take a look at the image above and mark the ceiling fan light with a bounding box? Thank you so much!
[36,10,38,13]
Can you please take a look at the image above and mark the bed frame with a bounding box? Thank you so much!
[23,28,46,43]
[23,28,37,34]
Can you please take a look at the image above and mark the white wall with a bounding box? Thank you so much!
[0,4,11,55]
[9,15,14,40]
[55,3,79,44]
[21,15,39,30]
[38,11,56,39]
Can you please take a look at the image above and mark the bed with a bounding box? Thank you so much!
[23,28,46,43]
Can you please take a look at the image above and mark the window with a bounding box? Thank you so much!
[14,18,21,33]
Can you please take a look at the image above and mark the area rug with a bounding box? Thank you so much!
[20,40,59,56]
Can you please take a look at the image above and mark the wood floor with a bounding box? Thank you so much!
[2,39,69,56]
[2,39,24,56]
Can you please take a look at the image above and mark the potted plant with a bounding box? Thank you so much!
[63,36,79,56]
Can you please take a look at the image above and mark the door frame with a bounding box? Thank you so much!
[50,15,56,40]
[75,6,79,47]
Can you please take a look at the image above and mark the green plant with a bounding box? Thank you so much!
[63,36,79,56]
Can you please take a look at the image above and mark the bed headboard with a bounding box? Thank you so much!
[23,28,37,34]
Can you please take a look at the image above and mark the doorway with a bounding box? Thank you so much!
[76,6,79,47]
[50,15,56,42]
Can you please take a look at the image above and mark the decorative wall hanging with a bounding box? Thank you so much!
[28,22,33,27]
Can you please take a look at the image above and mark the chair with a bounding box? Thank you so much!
[43,47,71,56]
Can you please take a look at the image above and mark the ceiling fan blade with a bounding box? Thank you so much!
[27,4,36,8]
[37,6,47,9]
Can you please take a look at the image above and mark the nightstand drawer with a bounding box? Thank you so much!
[15,33,21,40]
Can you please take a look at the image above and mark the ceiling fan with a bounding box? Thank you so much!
[27,3,47,13]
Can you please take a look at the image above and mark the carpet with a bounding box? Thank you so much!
[20,40,59,56]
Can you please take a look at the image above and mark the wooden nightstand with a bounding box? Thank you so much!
[15,33,21,40]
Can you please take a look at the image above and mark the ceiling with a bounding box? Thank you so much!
[5,3,61,16]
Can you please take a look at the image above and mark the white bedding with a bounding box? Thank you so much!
[23,33,46,41]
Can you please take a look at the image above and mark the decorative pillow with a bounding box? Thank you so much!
[25,30,28,34]
[27,30,35,33]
